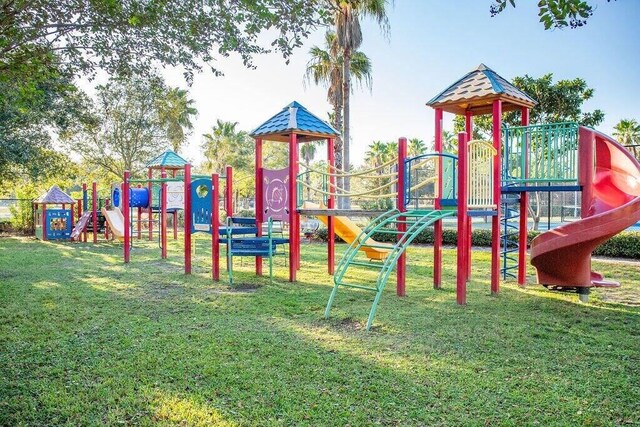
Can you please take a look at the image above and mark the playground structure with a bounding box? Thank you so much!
[38,65,640,331]
[244,65,640,330]
[106,149,277,281]
[34,185,76,240]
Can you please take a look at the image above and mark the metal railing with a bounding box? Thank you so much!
[503,122,579,184]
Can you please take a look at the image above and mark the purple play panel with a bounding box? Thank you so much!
[263,168,290,222]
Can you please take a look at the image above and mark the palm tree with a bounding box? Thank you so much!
[613,119,640,159]
[365,140,389,168]
[201,120,253,174]
[365,140,395,208]
[300,141,321,200]
[305,30,372,207]
[408,138,426,157]
[441,130,459,154]
[157,87,198,153]
[332,0,391,206]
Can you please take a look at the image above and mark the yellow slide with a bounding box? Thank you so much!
[101,207,125,241]
[302,202,391,260]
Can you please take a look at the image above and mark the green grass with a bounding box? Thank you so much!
[1,235,639,426]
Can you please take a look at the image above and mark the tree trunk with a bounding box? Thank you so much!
[342,47,351,209]
[527,191,542,231]
[332,101,344,209]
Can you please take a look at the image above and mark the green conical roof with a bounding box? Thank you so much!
[145,150,189,169]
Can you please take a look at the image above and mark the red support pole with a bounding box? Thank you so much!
[456,132,469,304]
[184,164,192,274]
[288,133,298,282]
[434,108,444,288]
[225,165,233,218]
[136,185,142,240]
[327,138,336,275]
[148,168,153,241]
[42,204,47,241]
[69,203,74,236]
[123,172,131,263]
[92,182,98,243]
[212,173,220,281]
[255,139,263,275]
[465,111,473,280]
[161,168,167,259]
[518,107,530,286]
[491,100,503,295]
[396,137,407,297]
[82,183,87,242]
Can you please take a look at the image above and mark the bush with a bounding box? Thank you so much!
[9,184,38,233]
[592,232,640,259]
[236,209,255,218]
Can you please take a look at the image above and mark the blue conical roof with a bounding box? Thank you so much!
[145,150,189,169]
[250,101,339,142]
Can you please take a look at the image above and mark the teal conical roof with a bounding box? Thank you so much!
[145,150,189,169]
[250,101,339,142]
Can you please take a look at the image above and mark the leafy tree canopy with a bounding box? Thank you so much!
[0,61,92,183]
[490,0,616,30]
[0,0,330,180]
[1,0,330,82]
[61,76,171,179]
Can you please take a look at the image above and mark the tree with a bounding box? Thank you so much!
[438,131,461,154]
[490,0,616,30]
[0,61,92,183]
[157,88,198,153]
[613,119,640,159]
[330,0,391,207]
[262,142,289,170]
[1,1,329,181]
[300,142,322,200]
[1,1,329,82]
[408,138,427,157]
[202,120,254,174]
[304,30,372,206]
[363,140,395,209]
[61,77,169,179]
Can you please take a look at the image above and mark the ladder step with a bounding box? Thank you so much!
[348,260,384,269]
[359,243,394,250]
[371,229,403,235]
[335,282,379,292]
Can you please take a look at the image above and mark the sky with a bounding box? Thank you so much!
[156,0,640,166]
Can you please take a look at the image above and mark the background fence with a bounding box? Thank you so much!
[0,199,35,233]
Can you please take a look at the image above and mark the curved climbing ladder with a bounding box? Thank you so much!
[324,209,455,330]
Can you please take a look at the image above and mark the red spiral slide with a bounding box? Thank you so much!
[531,127,640,292]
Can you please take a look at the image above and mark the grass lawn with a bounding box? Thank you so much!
[1,235,639,426]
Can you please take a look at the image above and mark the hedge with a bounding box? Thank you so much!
[314,227,640,260]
